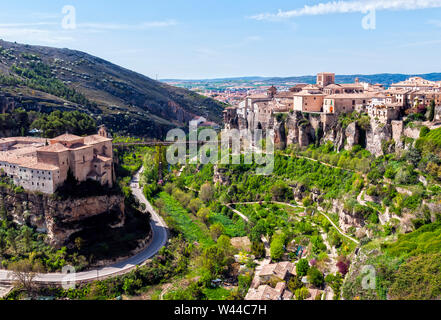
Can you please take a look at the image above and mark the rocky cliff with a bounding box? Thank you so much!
[225,109,410,157]
[0,187,125,248]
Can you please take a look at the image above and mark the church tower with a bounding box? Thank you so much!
[98,125,109,138]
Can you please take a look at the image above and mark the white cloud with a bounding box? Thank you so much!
[250,0,441,21]
[0,19,178,45]
[78,20,178,31]
[0,27,74,44]
[0,22,58,28]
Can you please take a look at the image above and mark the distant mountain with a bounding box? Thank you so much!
[0,40,226,138]
[165,73,441,87]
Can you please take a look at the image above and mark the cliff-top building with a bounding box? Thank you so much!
[0,126,114,194]
[224,73,441,133]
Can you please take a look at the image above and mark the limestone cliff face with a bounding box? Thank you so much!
[366,121,393,156]
[0,187,125,248]
[273,117,287,150]
[327,199,366,233]
[344,123,360,151]
[226,108,399,157]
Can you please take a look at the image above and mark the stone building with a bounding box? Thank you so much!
[367,105,400,123]
[316,72,335,87]
[0,126,113,194]
[293,85,326,112]
[323,93,373,114]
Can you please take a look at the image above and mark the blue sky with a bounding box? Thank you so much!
[1,0,441,79]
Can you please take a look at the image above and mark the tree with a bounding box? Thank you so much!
[75,237,85,251]
[196,207,210,224]
[307,267,324,287]
[428,100,436,122]
[325,273,343,300]
[200,183,214,204]
[6,229,17,254]
[287,275,303,292]
[270,182,291,202]
[336,256,350,276]
[270,233,286,261]
[295,287,309,300]
[209,223,225,241]
[251,241,265,259]
[296,259,310,277]
[9,259,44,297]
[21,226,32,251]
[187,198,203,214]
[0,233,6,255]
[406,147,422,167]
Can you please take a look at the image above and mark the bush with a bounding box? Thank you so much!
[295,287,309,300]
[420,126,430,138]
[200,183,215,204]
[307,267,324,287]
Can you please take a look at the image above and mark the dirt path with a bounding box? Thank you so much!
[227,201,359,244]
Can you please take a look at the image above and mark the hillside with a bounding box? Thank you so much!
[0,40,226,138]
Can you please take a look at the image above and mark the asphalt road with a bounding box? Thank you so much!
[0,167,168,285]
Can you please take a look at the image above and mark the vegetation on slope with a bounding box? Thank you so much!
[0,40,226,139]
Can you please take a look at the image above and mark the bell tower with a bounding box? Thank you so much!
[98,125,109,138]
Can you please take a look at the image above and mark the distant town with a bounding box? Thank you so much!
[222,73,441,129]
[163,73,441,108]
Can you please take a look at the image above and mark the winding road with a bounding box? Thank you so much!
[0,167,168,285]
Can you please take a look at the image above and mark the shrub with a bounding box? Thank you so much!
[307,267,324,287]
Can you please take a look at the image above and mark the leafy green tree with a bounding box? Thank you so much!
[325,273,343,300]
[287,275,303,292]
[428,100,435,122]
[270,233,286,261]
[209,223,225,241]
[406,147,422,167]
[196,207,210,224]
[251,241,266,259]
[200,183,214,204]
[296,259,310,277]
[6,229,17,253]
[187,198,203,214]
[295,287,309,300]
[307,267,325,287]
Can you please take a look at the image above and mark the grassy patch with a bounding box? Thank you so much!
[159,192,214,247]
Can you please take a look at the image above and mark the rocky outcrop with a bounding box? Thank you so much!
[273,118,287,150]
[366,121,393,156]
[328,199,366,233]
[213,165,231,186]
[226,106,400,157]
[344,122,360,151]
[0,187,125,248]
